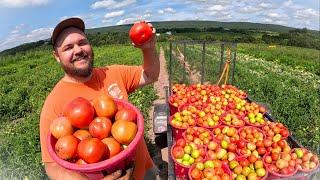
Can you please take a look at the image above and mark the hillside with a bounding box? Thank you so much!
[1,20,319,55]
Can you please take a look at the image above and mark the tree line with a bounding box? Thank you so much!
[1,27,319,56]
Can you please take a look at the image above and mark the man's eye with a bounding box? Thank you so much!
[79,41,88,46]
[64,46,72,51]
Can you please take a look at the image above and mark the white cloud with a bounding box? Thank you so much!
[294,8,319,19]
[0,27,52,51]
[238,6,261,13]
[104,10,124,19]
[266,12,289,20]
[116,17,138,25]
[208,5,227,11]
[283,0,293,7]
[91,0,135,9]
[258,2,272,9]
[158,7,176,14]
[0,0,49,7]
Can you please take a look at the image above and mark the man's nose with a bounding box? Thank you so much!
[74,44,83,54]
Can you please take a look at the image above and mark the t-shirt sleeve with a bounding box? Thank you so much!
[40,97,60,163]
[114,65,143,93]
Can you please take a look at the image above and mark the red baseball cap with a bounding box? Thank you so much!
[51,17,85,46]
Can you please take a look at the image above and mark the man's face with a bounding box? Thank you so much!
[53,27,94,78]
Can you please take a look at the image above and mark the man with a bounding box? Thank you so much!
[40,17,160,179]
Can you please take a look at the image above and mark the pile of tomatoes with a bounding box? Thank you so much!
[50,95,138,164]
[169,84,319,180]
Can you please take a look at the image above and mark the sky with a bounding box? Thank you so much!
[0,0,319,52]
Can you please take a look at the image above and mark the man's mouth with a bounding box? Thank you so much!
[72,56,88,62]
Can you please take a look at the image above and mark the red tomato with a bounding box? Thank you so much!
[77,138,106,163]
[248,155,257,163]
[50,116,74,139]
[272,153,279,161]
[190,168,202,179]
[89,117,112,139]
[55,135,78,160]
[111,120,137,145]
[172,146,184,159]
[277,140,286,148]
[93,95,117,118]
[176,138,186,147]
[115,108,137,123]
[236,140,246,149]
[73,129,92,141]
[280,129,289,137]
[63,97,95,128]
[258,147,267,155]
[129,21,153,45]
[101,137,122,158]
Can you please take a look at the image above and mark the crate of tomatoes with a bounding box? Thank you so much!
[47,95,143,179]
[168,83,319,180]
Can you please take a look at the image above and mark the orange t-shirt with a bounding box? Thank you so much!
[40,65,154,179]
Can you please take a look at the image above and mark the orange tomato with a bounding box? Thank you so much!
[93,95,117,118]
[111,120,137,145]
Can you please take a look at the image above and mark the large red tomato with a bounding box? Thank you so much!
[89,117,112,139]
[115,108,137,123]
[73,129,92,141]
[63,97,95,128]
[92,95,117,118]
[111,120,137,145]
[55,135,78,160]
[77,138,107,163]
[101,137,122,158]
[129,21,153,45]
[50,116,74,139]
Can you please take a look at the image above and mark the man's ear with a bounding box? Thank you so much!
[52,50,61,64]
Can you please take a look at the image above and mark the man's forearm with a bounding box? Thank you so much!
[142,48,160,82]
[45,162,87,180]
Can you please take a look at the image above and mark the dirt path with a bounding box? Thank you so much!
[174,47,201,83]
[147,47,169,179]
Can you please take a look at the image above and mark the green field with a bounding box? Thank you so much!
[0,45,157,179]
[166,42,320,153]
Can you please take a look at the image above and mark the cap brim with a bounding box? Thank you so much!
[51,17,85,46]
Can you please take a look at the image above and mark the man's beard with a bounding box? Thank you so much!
[61,52,94,78]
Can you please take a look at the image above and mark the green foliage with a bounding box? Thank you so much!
[238,44,320,76]
[0,44,157,179]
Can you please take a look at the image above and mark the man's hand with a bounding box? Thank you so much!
[132,21,156,51]
[103,165,134,180]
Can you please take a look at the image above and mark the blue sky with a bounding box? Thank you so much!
[0,0,319,51]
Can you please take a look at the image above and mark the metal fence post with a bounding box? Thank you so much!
[183,42,187,83]
[231,43,237,85]
[219,42,225,79]
[201,41,206,84]
[169,41,172,94]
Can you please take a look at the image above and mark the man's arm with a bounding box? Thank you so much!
[135,23,160,87]
[45,162,88,180]
[45,162,127,180]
